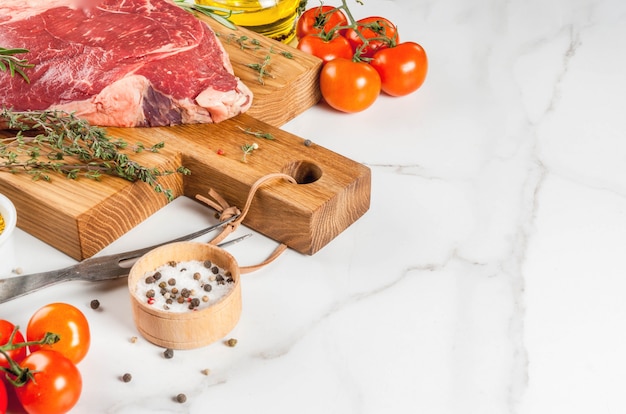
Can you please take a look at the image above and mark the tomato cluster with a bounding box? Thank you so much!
[296,3,428,113]
[0,303,90,414]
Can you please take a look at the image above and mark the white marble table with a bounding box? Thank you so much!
[3,0,626,412]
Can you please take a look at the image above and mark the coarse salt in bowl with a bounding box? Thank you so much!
[128,241,242,349]
[0,193,17,276]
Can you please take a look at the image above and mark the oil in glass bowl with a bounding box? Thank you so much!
[196,0,302,43]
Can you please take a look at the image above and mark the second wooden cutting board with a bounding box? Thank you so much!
[0,16,371,261]
[202,17,323,127]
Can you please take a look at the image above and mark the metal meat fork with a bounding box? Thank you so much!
[0,215,250,304]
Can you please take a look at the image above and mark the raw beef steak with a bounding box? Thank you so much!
[0,0,253,127]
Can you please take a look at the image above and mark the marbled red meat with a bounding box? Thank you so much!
[0,0,253,127]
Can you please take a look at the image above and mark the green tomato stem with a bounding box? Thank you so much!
[0,326,60,387]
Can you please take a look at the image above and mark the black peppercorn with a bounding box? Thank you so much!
[90,299,100,310]
[163,348,174,359]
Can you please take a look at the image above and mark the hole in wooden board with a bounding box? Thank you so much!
[282,160,322,184]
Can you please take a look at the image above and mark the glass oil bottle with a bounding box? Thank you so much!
[196,0,305,44]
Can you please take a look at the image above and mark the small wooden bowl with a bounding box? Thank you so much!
[128,241,241,349]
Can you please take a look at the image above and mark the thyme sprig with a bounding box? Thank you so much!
[0,109,190,201]
[173,0,241,30]
[246,55,274,85]
[0,47,34,83]
[241,143,258,163]
[237,126,275,140]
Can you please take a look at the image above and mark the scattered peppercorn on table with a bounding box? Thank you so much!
[3,0,626,412]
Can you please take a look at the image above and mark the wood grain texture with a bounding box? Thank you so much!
[0,141,183,259]
[0,18,370,260]
[109,115,372,256]
[202,17,323,127]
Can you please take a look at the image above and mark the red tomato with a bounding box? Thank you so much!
[0,380,7,414]
[344,16,399,59]
[0,320,26,369]
[296,5,348,38]
[297,33,353,64]
[319,58,381,113]
[27,303,90,365]
[370,42,428,96]
[14,350,82,414]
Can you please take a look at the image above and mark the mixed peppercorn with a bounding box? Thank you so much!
[136,259,235,312]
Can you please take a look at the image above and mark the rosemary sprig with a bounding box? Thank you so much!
[0,109,190,201]
[237,126,275,140]
[0,47,34,83]
[173,0,241,30]
[246,55,274,85]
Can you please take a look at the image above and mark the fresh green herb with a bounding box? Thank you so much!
[236,35,261,50]
[236,35,250,48]
[246,55,273,85]
[0,109,190,201]
[0,47,34,83]
[173,0,241,30]
[240,143,259,163]
[222,34,262,51]
[268,45,295,60]
[237,126,275,140]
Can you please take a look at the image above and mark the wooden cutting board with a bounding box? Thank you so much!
[0,17,371,261]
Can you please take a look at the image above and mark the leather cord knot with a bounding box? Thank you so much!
[195,172,296,273]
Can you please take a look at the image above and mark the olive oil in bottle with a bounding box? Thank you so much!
[196,0,303,43]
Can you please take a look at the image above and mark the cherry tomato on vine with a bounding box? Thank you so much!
[0,380,7,414]
[344,16,399,59]
[319,58,381,113]
[14,350,82,414]
[296,5,348,39]
[0,320,26,369]
[297,33,353,64]
[370,41,428,96]
[27,303,90,365]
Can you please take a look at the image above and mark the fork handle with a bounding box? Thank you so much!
[0,265,80,304]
